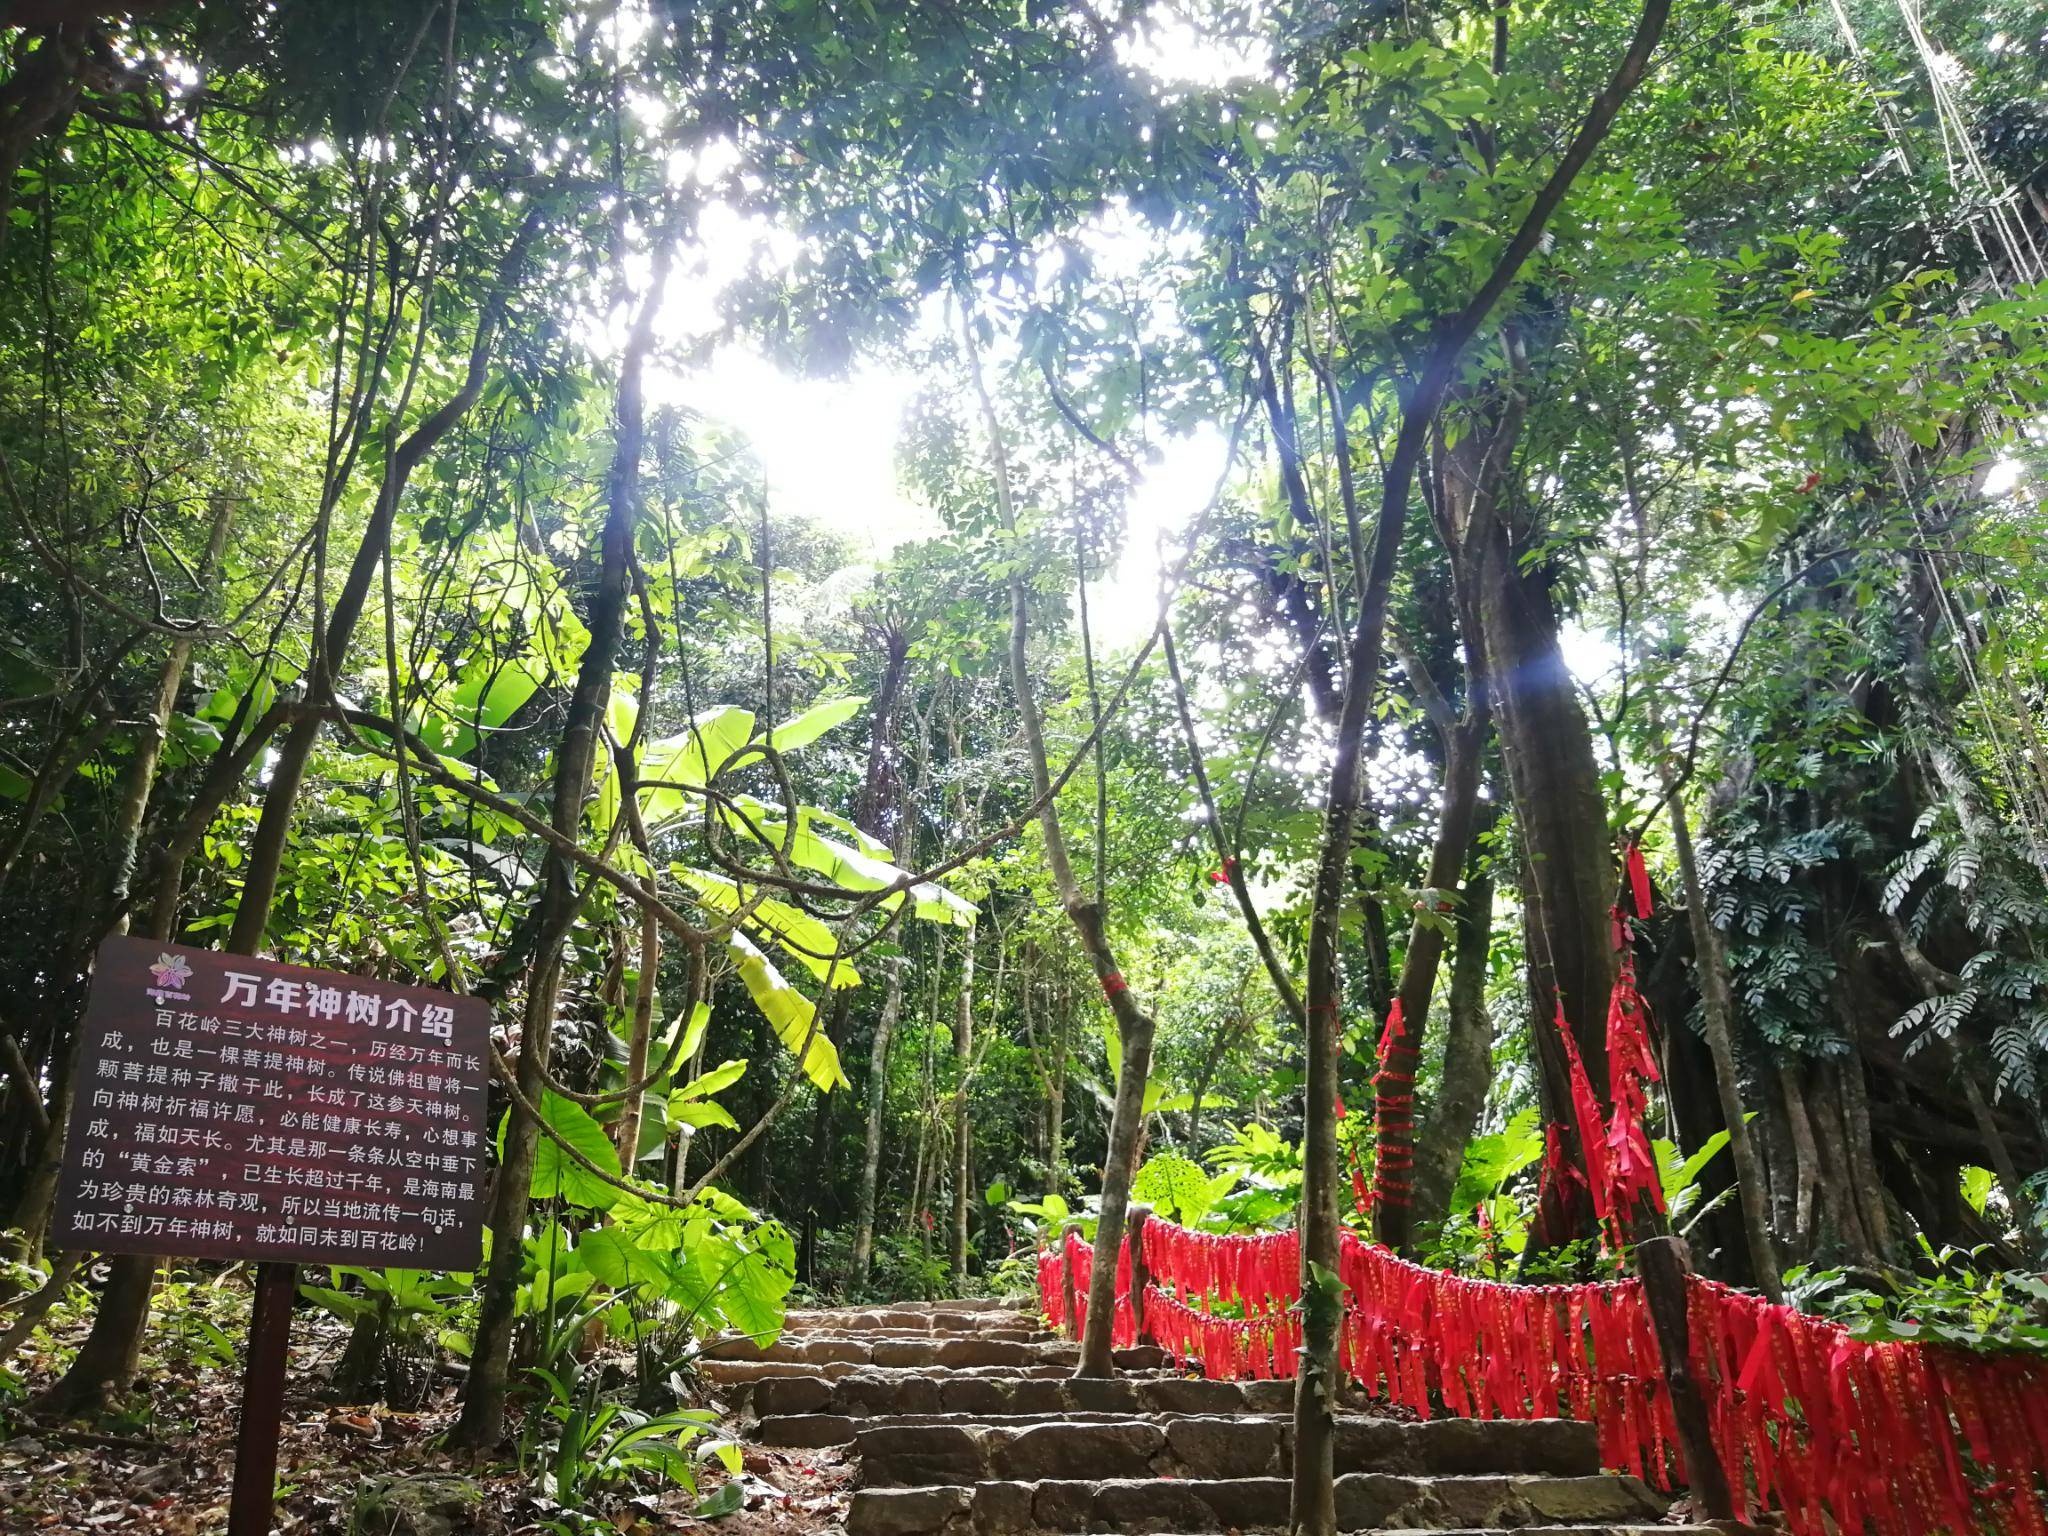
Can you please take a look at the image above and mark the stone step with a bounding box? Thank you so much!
[732,1368,1300,1420]
[855,1415,1601,1486]
[844,1472,1668,1536]
[702,1333,1169,1370]
[760,1410,1153,1448]
[786,1307,1042,1335]
[767,1323,1053,1345]
[703,1360,1083,1388]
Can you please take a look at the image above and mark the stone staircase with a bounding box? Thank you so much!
[706,1300,1721,1536]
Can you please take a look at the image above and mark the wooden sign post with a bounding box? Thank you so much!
[52,936,490,1535]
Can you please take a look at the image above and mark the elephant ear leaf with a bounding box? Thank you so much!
[499,1090,623,1210]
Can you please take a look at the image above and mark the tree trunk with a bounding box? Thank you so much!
[1047,984,1070,1196]
[1374,718,1485,1250]
[1665,797,1783,1301]
[964,312,1152,1377]
[807,627,909,1284]
[1283,7,1671,1512]
[1410,868,1496,1228]
[454,246,664,1450]
[850,958,905,1287]
[950,929,977,1283]
[43,274,528,1407]
[612,900,659,1167]
[1473,512,1617,1250]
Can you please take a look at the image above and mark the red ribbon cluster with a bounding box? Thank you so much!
[1041,1215,2048,1536]
[1338,1236,1675,1483]
[1691,1277,2048,1536]
[1544,844,1667,1245]
[1138,1225,1301,1379]
[1035,1228,1134,1348]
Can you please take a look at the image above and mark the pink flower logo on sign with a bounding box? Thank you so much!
[147,951,193,1003]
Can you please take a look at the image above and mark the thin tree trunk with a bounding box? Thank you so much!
[806,628,910,1283]
[1047,986,1069,1197]
[1374,716,1485,1250]
[950,929,977,1282]
[850,958,905,1287]
[612,899,658,1166]
[964,313,1153,1378]
[1410,869,1496,1227]
[455,244,665,1450]
[1665,796,1783,1301]
[1777,1060,1822,1252]
[1286,10,1671,1519]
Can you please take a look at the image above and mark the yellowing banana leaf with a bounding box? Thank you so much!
[727,932,847,1092]
[763,695,865,752]
[679,868,860,989]
[722,803,976,928]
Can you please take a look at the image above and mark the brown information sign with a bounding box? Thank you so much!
[52,936,489,1270]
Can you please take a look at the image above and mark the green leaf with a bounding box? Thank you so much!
[436,655,548,756]
[726,933,847,1090]
[678,868,861,988]
[763,695,865,752]
[500,1091,624,1211]
[695,1482,745,1519]
[675,1058,747,1101]
[669,1098,742,1133]
[634,708,757,828]
[722,803,976,926]
[573,1226,669,1292]
[1961,1164,1995,1215]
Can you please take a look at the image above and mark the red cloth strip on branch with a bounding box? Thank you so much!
[1371,1000,1412,1210]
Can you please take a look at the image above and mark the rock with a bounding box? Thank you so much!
[1030,1478,1096,1531]
[758,1414,857,1447]
[750,1375,834,1416]
[1090,1474,1232,1529]
[968,1479,1036,1534]
[1182,1474,1291,1529]
[1513,1473,1669,1524]
[1241,1379,1297,1413]
[1143,1377,1245,1415]
[859,1424,988,1487]
[933,1339,1034,1368]
[987,1421,1165,1481]
[848,1485,974,1536]
[1165,1415,1282,1479]
[1000,1380,1068,1415]
[1063,1377,1139,1414]
[939,1378,1017,1416]
[1334,1471,1438,1529]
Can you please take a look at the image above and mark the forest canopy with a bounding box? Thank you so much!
[3,0,2048,1530]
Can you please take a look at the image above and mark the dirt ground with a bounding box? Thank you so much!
[1,1272,852,1535]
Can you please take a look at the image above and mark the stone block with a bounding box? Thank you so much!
[1165,1416,1282,1479]
[848,1486,973,1536]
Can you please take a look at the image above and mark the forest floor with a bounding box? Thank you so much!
[1,1274,853,1535]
